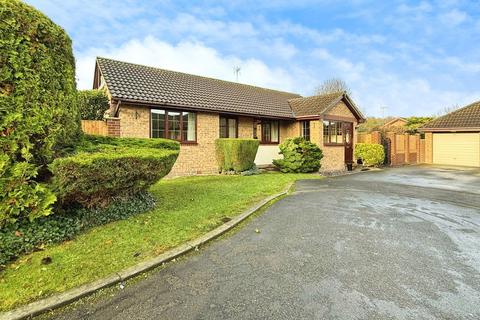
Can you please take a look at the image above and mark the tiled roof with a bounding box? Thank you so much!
[96,57,301,119]
[288,92,344,117]
[422,100,480,130]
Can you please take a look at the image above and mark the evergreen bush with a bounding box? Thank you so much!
[354,143,385,166]
[0,0,80,225]
[273,137,323,173]
[215,139,259,173]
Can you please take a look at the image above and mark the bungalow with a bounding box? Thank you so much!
[93,57,365,176]
[421,100,480,167]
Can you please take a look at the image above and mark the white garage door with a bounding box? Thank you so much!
[433,133,480,167]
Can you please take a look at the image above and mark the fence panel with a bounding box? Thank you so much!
[81,120,107,136]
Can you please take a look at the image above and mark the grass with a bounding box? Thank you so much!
[0,172,321,311]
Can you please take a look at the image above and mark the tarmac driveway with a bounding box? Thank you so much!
[52,166,480,320]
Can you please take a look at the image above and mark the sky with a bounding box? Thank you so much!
[26,0,480,117]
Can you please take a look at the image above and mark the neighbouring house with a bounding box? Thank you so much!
[421,100,480,167]
[93,57,365,175]
[381,117,408,130]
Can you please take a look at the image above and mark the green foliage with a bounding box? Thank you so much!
[0,0,80,225]
[77,134,180,152]
[215,139,259,173]
[273,137,323,173]
[0,173,322,310]
[354,143,385,166]
[50,146,179,207]
[357,117,393,133]
[405,117,434,134]
[0,192,155,266]
[78,90,110,120]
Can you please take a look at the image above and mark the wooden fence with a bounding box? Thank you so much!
[357,131,425,166]
[81,120,108,136]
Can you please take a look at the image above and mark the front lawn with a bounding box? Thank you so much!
[0,173,321,311]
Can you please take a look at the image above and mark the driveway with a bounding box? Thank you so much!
[51,166,480,320]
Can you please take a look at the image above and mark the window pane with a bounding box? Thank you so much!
[262,122,271,142]
[219,117,227,138]
[271,121,279,142]
[182,112,196,141]
[336,122,343,144]
[302,121,310,141]
[151,109,165,138]
[228,118,237,138]
[323,121,330,144]
[168,111,181,140]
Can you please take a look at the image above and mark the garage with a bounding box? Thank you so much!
[421,100,480,167]
[433,133,480,167]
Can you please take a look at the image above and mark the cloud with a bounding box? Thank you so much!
[27,0,479,118]
[75,36,302,93]
[439,9,469,27]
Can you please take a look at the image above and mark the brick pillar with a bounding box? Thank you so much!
[106,117,120,137]
[371,131,381,144]
[415,134,421,164]
[404,133,410,164]
[386,132,396,166]
[424,132,433,164]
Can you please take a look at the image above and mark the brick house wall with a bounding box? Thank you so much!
[238,116,254,138]
[169,112,219,176]
[424,132,433,164]
[119,105,149,138]
[113,101,359,175]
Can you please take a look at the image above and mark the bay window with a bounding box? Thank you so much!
[322,120,345,145]
[151,109,196,142]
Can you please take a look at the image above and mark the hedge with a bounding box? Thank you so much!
[50,147,179,207]
[215,139,259,173]
[273,137,323,173]
[78,90,110,120]
[354,143,385,166]
[77,134,180,152]
[0,192,155,266]
[0,0,80,225]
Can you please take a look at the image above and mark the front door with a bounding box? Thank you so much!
[344,122,353,164]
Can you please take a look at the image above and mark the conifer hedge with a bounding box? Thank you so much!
[0,0,80,225]
[215,139,259,173]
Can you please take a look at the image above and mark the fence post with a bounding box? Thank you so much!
[404,133,410,164]
[386,132,396,166]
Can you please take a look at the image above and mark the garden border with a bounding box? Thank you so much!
[0,182,294,320]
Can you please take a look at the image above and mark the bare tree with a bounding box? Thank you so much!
[434,104,461,117]
[315,78,352,96]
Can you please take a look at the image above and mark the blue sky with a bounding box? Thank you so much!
[26,0,480,117]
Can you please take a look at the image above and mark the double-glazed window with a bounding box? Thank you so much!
[323,120,346,145]
[261,120,279,143]
[301,121,310,141]
[220,116,238,138]
[151,109,196,142]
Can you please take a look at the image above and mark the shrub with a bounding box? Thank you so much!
[50,147,179,207]
[0,0,80,225]
[215,139,259,173]
[354,143,385,166]
[77,134,180,152]
[273,137,323,173]
[0,192,155,266]
[78,90,110,120]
